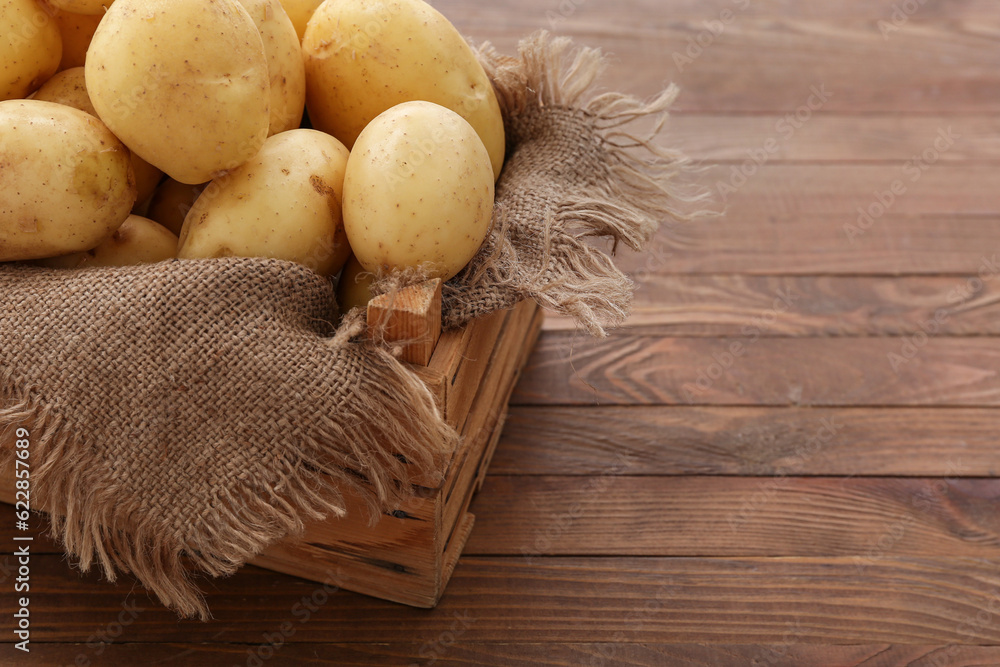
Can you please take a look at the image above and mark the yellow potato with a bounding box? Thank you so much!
[303,0,505,181]
[0,99,136,261]
[48,0,112,15]
[36,215,177,268]
[32,67,165,205]
[146,179,207,237]
[85,0,270,185]
[1,0,62,100]
[278,0,322,41]
[336,254,375,314]
[343,101,494,281]
[53,9,103,71]
[31,66,94,112]
[178,129,351,277]
[237,0,306,135]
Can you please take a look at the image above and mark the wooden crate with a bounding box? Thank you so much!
[254,283,543,606]
[0,282,543,608]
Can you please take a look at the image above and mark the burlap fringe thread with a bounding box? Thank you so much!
[439,31,711,336]
[0,32,707,620]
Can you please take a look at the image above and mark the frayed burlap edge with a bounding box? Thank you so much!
[445,31,714,336]
[0,310,457,620]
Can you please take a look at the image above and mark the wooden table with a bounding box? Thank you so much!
[5,1,1000,664]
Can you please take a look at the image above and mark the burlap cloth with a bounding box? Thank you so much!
[0,32,702,619]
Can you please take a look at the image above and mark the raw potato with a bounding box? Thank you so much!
[278,0,322,41]
[1,0,62,101]
[53,9,103,71]
[343,101,494,281]
[0,99,136,261]
[147,179,207,237]
[178,129,351,277]
[336,254,375,314]
[36,215,178,268]
[237,0,306,135]
[303,0,506,181]
[85,0,271,185]
[31,67,93,112]
[32,67,164,204]
[48,0,112,15]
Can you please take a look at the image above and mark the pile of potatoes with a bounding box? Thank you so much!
[0,0,504,311]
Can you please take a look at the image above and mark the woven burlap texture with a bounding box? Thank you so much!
[443,33,703,335]
[0,32,701,620]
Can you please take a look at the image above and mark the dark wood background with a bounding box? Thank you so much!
[4,0,1000,664]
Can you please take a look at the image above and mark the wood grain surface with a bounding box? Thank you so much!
[4,0,1000,665]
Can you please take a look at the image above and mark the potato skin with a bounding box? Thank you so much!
[278,0,321,41]
[335,254,375,314]
[236,0,306,135]
[0,99,136,261]
[85,0,270,185]
[53,9,103,71]
[36,215,178,268]
[343,101,494,282]
[146,179,207,237]
[48,0,112,15]
[32,67,164,204]
[30,66,95,113]
[1,0,62,101]
[177,129,351,277]
[303,0,506,181]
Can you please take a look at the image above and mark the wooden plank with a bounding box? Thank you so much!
[15,642,1000,666]
[440,301,543,553]
[366,278,442,366]
[490,406,1000,477]
[620,214,1000,275]
[438,0,1000,23]
[609,163,1000,277]
[465,476,1000,558]
[442,14,1000,113]
[513,333,1000,406]
[547,274,1000,335]
[4,556,1000,644]
[251,483,444,609]
[666,114,1000,162]
[425,307,510,428]
[699,165,999,218]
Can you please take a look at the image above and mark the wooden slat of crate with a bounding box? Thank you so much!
[253,298,543,607]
